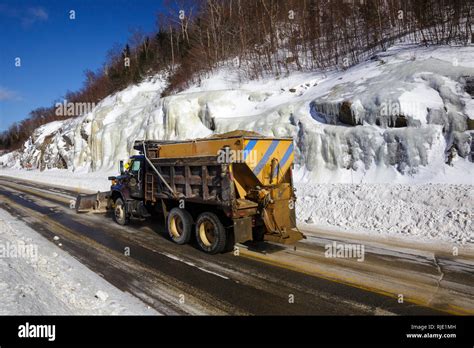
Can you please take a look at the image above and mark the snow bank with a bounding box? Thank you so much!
[296,183,473,245]
[0,208,158,315]
[0,168,112,192]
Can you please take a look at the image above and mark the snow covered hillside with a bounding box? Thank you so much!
[1,44,473,183]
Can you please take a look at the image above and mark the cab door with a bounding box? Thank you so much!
[129,159,144,199]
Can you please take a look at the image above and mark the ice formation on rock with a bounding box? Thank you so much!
[1,45,473,184]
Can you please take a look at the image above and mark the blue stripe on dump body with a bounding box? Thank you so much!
[243,140,257,160]
[273,142,294,178]
[253,140,279,176]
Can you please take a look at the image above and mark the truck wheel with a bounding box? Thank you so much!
[195,212,226,254]
[114,198,130,226]
[167,208,193,245]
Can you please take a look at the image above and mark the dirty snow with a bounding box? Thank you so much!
[0,207,159,315]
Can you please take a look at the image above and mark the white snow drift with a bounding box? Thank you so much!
[296,183,473,245]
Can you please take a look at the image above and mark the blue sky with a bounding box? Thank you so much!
[0,0,167,131]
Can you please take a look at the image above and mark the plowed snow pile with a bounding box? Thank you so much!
[0,208,158,315]
[1,44,473,245]
[296,183,473,245]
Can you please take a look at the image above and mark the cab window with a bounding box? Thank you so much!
[131,160,141,173]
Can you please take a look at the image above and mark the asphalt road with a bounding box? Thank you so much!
[0,175,472,315]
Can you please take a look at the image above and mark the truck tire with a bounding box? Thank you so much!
[167,208,193,245]
[195,212,226,254]
[114,198,130,226]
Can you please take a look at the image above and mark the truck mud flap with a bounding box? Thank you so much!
[233,216,253,244]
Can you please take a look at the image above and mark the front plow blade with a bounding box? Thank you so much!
[75,191,110,213]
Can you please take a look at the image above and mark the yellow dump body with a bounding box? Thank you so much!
[137,131,303,244]
[155,130,295,188]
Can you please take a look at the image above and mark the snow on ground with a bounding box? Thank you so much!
[0,168,113,193]
[296,183,473,246]
[0,207,159,315]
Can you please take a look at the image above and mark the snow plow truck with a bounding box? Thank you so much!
[75,130,305,254]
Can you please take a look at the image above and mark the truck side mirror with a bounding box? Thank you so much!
[119,160,124,175]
